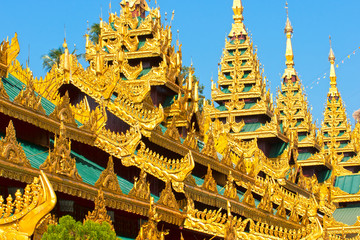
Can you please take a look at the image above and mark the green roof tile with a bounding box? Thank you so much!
[216,105,227,111]
[335,174,360,194]
[241,122,262,132]
[317,169,332,183]
[297,152,312,161]
[333,206,360,225]
[269,142,288,158]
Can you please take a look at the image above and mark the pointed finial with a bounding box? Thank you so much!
[229,0,246,37]
[232,0,243,18]
[282,2,295,79]
[284,2,293,34]
[328,36,337,89]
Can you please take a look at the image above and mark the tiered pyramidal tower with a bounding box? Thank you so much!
[321,43,360,174]
[276,11,331,181]
[208,0,288,158]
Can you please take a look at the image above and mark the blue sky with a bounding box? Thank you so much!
[1,0,360,127]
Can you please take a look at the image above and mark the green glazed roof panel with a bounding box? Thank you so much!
[269,142,288,158]
[297,152,312,161]
[335,174,360,194]
[333,207,360,225]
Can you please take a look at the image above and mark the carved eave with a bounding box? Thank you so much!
[209,106,273,119]
[224,37,250,50]
[338,155,360,168]
[326,225,360,236]
[332,187,360,203]
[0,159,185,226]
[212,91,262,102]
[298,154,332,169]
[122,141,194,193]
[95,126,142,159]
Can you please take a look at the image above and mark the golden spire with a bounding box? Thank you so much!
[329,36,337,89]
[63,38,70,72]
[229,0,247,37]
[282,2,295,79]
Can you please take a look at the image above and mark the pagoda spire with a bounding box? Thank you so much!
[328,37,338,96]
[229,0,247,37]
[283,3,295,79]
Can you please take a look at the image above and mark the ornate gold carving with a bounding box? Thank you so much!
[135,197,169,240]
[129,169,150,201]
[225,94,245,111]
[157,181,179,210]
[258,186,273,214]
[49,92,76,126]
[223,171,239,201]
[122,141,194,193]
[95,125,142,158]
[40,122,82,181]
[275,198,287,218]
[201,131,218,159]
[0,120,30,167]
[0,33,20,78]
[0,80,9,99]
[183,123,198,150]
[33,214,57,240]
[224,202,237,240]
[95,156,122,193]
[241,182,255,207]
[201,165,218,193]
[223,114,245,134]
[0,171,56,239]
[164,118,180,142]
[13,79,46,114]
[235,138,263,177]
[85,189,114,231]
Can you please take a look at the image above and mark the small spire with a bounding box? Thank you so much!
[63,38,70,72]
[329,36,337,90]
[282,2,295,79]
[229,0,247,37]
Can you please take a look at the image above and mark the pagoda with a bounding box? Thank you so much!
[0,0,360,239]
[321,42,360,174]
[275,9,331,182]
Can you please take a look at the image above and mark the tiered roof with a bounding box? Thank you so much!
[207,0,287,143]
[321,44,360,172]
[276,12,330,172]
[1,0,360,239]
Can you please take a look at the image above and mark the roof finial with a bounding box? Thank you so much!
[284,2,293,34]
[329,36,337,89]
[282,2,295,79]
[229,0,247,37]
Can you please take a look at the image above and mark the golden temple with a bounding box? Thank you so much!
[0,0,359,239]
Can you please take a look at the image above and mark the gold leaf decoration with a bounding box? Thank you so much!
[85,189,114,231]
[157,181,179,210]
[95,156,122,194]
[0,120,30,167]
[40,122,82,181]
[201,165,218,194]
[13,79,46,114]
[129,169,150,201]
[49,91,76,126]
